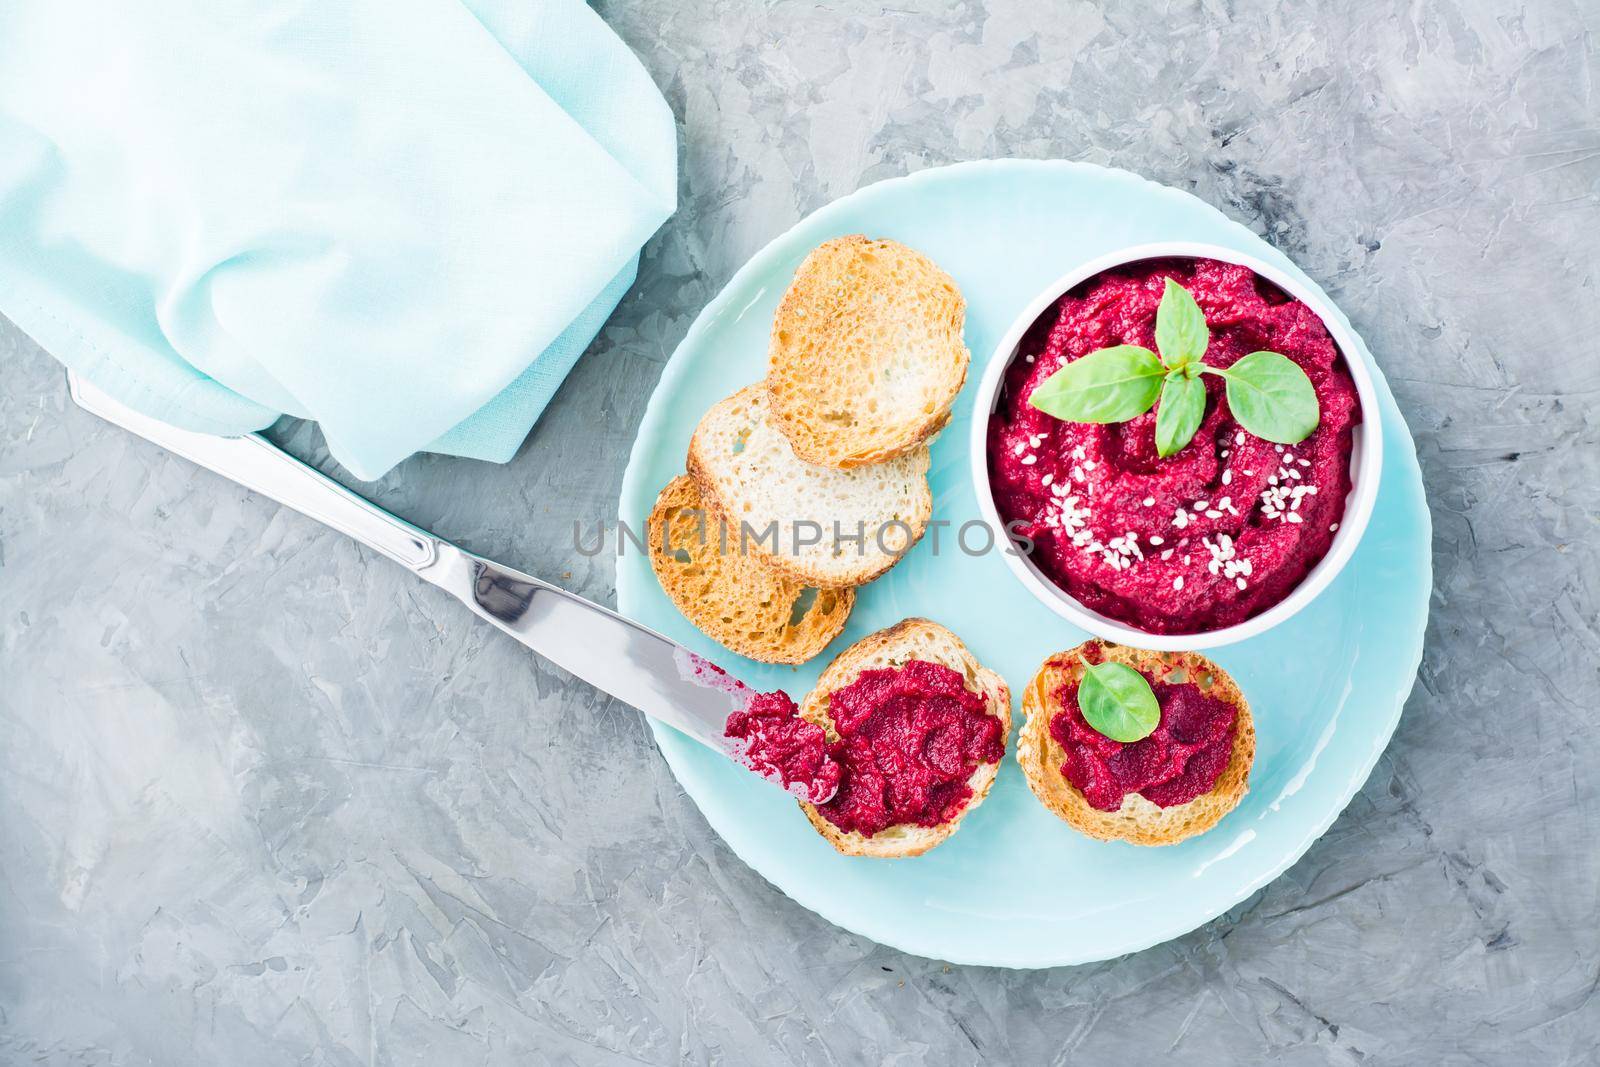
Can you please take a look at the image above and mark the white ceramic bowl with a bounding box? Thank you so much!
[969,241,1384,651]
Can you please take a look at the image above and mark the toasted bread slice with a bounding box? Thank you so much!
[767,236,969,468]
[687,384,931,588]
[648,475,854,665]
[797,619,1011,858]
[1017,641,1254,846]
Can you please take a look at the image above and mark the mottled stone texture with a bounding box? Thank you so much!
[1,0,1596,1063]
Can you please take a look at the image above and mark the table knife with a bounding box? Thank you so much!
[65,372,809,794]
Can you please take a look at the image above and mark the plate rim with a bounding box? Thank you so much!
[616,158,1432,967]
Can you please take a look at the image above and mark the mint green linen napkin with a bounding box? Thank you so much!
[0,0,676,479]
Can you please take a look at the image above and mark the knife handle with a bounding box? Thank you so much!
[67,373,439,572]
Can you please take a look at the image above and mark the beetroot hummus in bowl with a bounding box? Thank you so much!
[972,242,1382,650]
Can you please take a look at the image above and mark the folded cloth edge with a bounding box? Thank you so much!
[0,0,678,480]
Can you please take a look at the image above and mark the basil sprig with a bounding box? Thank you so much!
[1028,277,1320,455]
[1076,656,1160,743]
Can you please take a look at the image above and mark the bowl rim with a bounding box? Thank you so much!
[967,239,1385,652]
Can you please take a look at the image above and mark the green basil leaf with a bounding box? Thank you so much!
[1154,373,1207,458]
[1221,350,1321,444]
[1028,345,1164,424]
[1154,278,1209,369]
[1077,658,1160,743]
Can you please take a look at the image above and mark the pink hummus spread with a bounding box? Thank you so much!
[724,689,842,805]
[1050,671,1237,811]
[988,258,1359,633]
[813,660,1005,837]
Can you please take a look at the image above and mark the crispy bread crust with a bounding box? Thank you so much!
[648,475,853,664]
[767,235,968,469]
[686,384,932,588]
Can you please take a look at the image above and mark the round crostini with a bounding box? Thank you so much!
[1017,640,1254,846]
[798,618,1010,858]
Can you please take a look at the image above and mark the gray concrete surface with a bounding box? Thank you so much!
[2,1,1597,1063]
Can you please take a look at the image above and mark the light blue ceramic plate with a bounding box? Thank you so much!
[615,160,1431,968]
